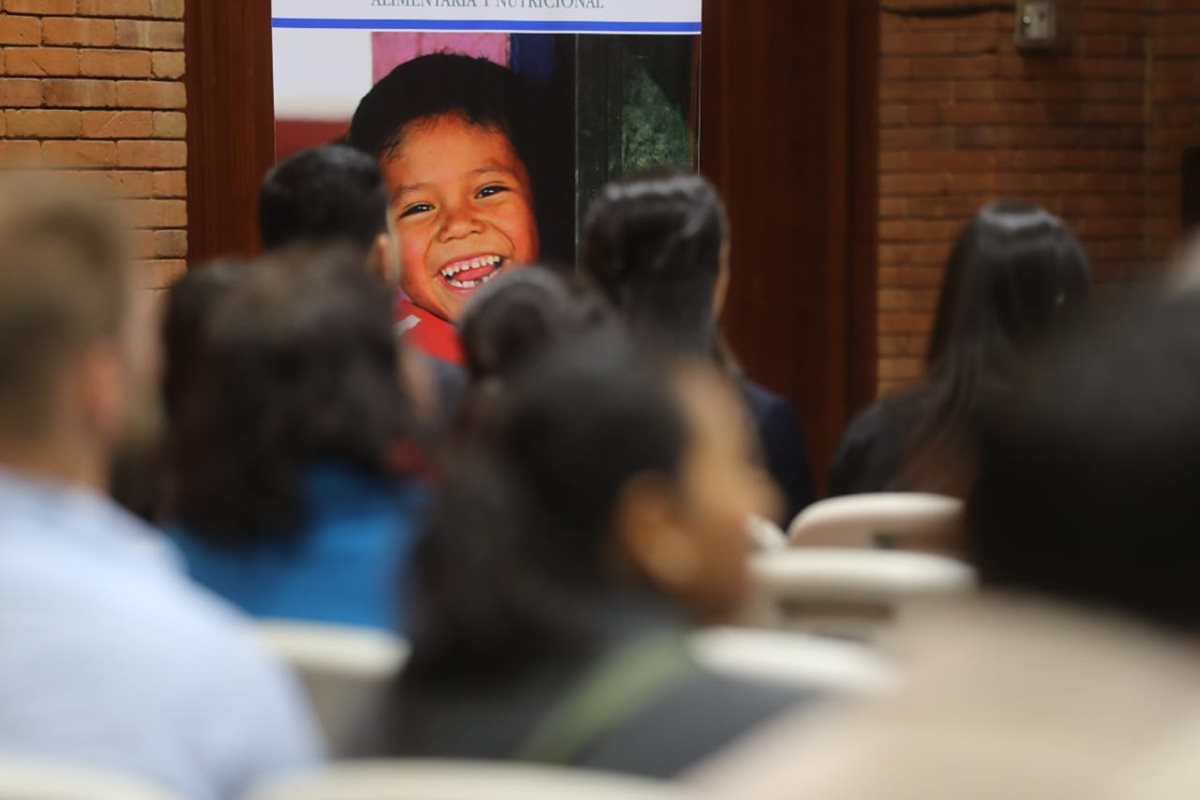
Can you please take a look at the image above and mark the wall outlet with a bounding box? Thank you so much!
[1015,0,1058,50]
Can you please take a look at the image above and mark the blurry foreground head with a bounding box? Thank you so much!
[904,200,1091,492]
[407,333,777,679]
[0,171,157,490]
[970,294,1200,630]
[258,144,401,285]
[168,245,413,546]
[583,169,730,359]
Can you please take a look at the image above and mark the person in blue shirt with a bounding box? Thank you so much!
[0,173,320,800]
[165,247,425,633]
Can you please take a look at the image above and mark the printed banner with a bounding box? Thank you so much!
[272,0,701,362]
[273,0,703,33]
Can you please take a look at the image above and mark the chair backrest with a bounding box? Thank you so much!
[256,622,408,756]
[745,515,787,552]
[248,760,686,800]
[689,627,896,693]
[750,549,976,638]
[0,756,180,800]
[787,493,964,550]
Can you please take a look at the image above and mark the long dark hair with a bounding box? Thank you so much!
[403,334,689,684]
[582,169,729,360]
[904,200,1091,491]
[167,247,414,548]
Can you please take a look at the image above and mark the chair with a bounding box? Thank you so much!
[745,515,787,552]
[689,627,896,693]
[0,756,179,800]
[247,759,686,800]
[256,622,408,756]
[750,548,976,638]
[787,492,964,550]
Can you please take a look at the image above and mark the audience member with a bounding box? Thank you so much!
[258,143,465,434]
[368,334,807,775]
[167,247,424,633]
[830,200,1091,497]
[456,266,611,434]
[0,173,319,799]
[583,169,816,524]
[696,294,1200,799]
[258,144,401,286]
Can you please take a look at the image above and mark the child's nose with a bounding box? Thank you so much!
[438,205,484,241]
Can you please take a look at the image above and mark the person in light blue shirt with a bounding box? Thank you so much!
[0,175,321,800]
[165,247,425,633]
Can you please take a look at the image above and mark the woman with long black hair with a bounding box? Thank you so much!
[831,200,1092,496]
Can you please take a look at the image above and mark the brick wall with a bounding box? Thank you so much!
[878,1,1200,397]
[0,0,186,289]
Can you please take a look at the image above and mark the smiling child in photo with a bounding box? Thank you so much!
[349,53,545,364]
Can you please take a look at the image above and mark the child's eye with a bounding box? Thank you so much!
[477,185,510,199]
[399,202,433,218]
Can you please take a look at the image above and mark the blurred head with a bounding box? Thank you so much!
[583,169,730,359]
[168,246,413,547]
[258,145,400,286]
[348,54,543,321]
[969,295,1200,631]
[902,201,1091,493]
[0,172,156,488]
[406,335,775,679]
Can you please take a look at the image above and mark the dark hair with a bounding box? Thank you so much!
[969,294,1200,631]
[168,247,412,548]
[258,145,389,253]
[902,200,1091,492]
[583,169,729,359]
[460,266,611,385]
[346,53,564,256]
[403,333,688,683]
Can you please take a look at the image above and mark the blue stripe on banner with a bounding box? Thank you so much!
[271,17,702,33]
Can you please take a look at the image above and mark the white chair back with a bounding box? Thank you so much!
[745,515,787,552]
[689,627,896,693]
[248,760,686,800]
[787,493,964,550]
[0,756,179,800]
[256,622,407,756]
[750,548,976,638]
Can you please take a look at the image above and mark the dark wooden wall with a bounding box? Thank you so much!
[184,1,879,492]
[700,0,879,489]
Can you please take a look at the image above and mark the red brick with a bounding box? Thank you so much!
[42,16,115,47]
[6,0,77,12]
[116,80,185,109]
[152,170,186,197]
[0,15,42,45]
[0,140,43,166]
[0,78,44,107]
[4,47,80,76]
[43,78,117,108]
[77,0,152,14]
[41,140,118,168]
[150,0,183,19]
[151,50,184,79]
[117,139,185,167]
[81,48,153,78]
[154,228,187,258]
[5,109,82,138]
[82,110,154,138]
[124,199,186,228]
[115,19,184,50]
[152,110,185,138]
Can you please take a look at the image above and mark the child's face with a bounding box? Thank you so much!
[382,113,540,321]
